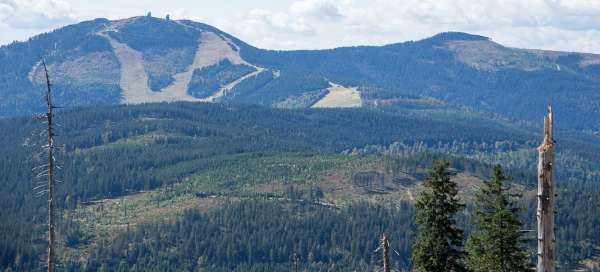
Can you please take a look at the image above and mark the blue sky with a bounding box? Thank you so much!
[2,0,600,53]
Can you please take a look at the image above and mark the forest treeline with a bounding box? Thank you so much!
[0,102,599,271]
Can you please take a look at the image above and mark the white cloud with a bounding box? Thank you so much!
[2,0,600,53]
[206,0,600,53]
[230,8,314,35]
[210,6,318,50]
[0,0,76,29]
[289,0,344,21]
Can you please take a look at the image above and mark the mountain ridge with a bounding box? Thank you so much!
[2,16,600,272]
[2,15,600,133]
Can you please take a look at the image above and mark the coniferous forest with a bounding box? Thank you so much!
[3,5,600,272]
[0,102,599,271]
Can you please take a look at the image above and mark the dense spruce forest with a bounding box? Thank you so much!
[1,102,600,271]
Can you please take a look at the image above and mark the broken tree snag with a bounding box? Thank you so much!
[537,106,555,272]
[381,234,390,272]
[42,59,57,272]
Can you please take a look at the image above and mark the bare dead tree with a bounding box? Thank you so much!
[381,234,390,272]
[537,106,556,272]
[41,59,57,272]
[292,252,299,272]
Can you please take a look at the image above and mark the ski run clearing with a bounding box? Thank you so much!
[99,23,263,104]
[312,83,362,108]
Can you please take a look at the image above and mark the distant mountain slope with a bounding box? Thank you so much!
[2,16,600,132]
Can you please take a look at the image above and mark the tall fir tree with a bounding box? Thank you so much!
[412,160,466,272]
[466,165,531,272]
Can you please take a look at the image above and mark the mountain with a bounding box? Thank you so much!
[2,15,600,271]
[2,15,600,133]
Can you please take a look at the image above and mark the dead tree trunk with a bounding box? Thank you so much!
[42,60,57,272]
[381,234,390,272]
[537,106,555,272]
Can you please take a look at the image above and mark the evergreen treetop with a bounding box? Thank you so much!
[412,160,466,272]
[466,165,531,272]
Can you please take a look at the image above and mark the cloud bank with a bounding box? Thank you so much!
[0,0,76,44]
[2,0,600,54]
[213,0,600,53]
[0,0,75,28]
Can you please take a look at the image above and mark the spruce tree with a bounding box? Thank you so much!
[412,160,466,272]
[466,165,531,272]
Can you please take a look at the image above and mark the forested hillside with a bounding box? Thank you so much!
[3,16,600,133]
[0,102,599,271]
